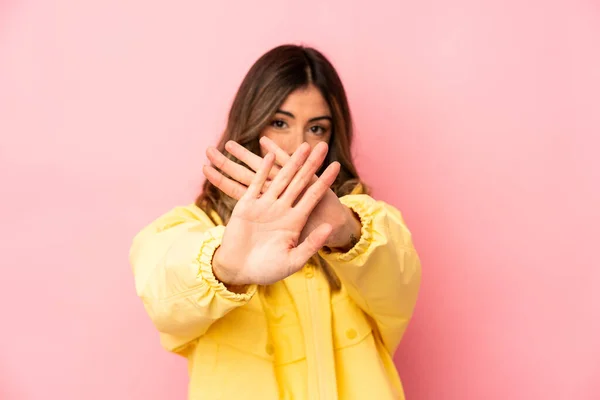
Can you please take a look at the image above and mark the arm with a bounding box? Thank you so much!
[319,194,422,355]
[131,144,336,354]
[200,139,421,353]
[129,205,256,354]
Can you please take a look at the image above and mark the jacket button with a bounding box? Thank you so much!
[304,268,314,278]
[346,329,357,339]
[265,343,274,355]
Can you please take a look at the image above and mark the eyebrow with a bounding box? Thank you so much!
[276,109,332,123]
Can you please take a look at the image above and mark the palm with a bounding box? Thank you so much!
[223,199,306,285]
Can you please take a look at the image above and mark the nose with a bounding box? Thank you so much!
[286,128,305,156]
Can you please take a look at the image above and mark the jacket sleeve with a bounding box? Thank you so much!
[129,205,257,354]
[319,194,422,355]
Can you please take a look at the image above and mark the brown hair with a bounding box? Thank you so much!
[195,44,367,288]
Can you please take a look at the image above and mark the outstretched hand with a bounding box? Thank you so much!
[210,142,341,286]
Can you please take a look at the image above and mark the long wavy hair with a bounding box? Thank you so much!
[196,44,367,289]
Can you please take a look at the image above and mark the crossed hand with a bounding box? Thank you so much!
[204,137,359,286]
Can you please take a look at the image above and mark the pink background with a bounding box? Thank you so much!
[1,0,599,399]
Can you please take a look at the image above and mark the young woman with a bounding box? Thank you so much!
[130,44,421,399]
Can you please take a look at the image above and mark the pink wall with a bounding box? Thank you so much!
[1,1,599,399]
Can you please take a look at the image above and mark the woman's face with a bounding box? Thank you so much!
[260,84,333,156]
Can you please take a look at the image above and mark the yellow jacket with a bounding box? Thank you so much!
[130,194,421,399]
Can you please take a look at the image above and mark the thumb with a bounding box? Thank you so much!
[289,223,332,271]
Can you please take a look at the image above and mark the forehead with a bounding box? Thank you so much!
[279,85,331,116]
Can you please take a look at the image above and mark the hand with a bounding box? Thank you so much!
[203,138,361,250]
[210,142,340,286]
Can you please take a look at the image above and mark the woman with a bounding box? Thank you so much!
[130,44,421,399]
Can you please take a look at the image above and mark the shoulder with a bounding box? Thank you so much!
[135,204,221,237]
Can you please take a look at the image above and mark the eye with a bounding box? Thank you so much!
[271,119,288,129]
[309,125,327,136]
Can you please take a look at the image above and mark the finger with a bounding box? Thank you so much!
[259,136,291,167]
[246,153,275,199]
[206,147,272,195]
[289,223,332,270]
[264,142,310,199]
[206,147,255,187]
[225,140,280,180]
[295,161,340,216]
[280,141,328,205]
[202,165,246,200]
[261,136,320,185]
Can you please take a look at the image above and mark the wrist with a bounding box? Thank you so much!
[212,247,249,292]
[326,206,362,251]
